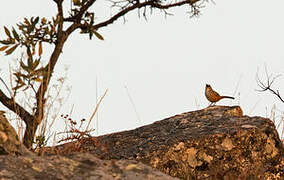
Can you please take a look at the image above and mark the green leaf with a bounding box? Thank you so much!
[73,0,81,6]
[0,40,12,45]
[12,84,25,91]
[27,57,33,69]
[24,18,30,26]
[34,17,39,25]
[92,30,104,40]
[4,26,11,38]
[38,41,43,56]
[26,47,32,57]
[12,28,20,41]
[13,72,22,79]
[0,45,9,52]
[33,76,42,82]
[21,61,30,72]
[5,44,18,55]
[80,29,88,34]
[34,67,46,75]
[27,24,35,34]
[32,59,40,70]
[41,18,47,24]
[20,61,30,72]
[89,32,93,40]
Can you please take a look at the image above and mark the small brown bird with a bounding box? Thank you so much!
[205,84,234,106]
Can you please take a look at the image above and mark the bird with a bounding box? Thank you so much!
[205,84,234,106]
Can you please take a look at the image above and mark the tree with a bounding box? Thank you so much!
[0,0,208,149]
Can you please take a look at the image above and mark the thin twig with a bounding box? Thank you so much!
[0,77,12,97]
[125,85,142,125]
[256,67,284,103]
[85,89,108,131]
[95,76,99,135]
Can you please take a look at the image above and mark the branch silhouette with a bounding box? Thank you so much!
[256,66,284,103]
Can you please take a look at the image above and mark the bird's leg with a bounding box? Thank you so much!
[208,102,213,107]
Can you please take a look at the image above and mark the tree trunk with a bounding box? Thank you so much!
[23,117,39,149]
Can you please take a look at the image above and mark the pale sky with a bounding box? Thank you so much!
[0,0,284,142]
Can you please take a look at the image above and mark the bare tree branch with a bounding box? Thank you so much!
[93,0,200,29]
[256,67,284,103]
[64,0,203,31]
[0,89,33,124]
[0,76,12,97]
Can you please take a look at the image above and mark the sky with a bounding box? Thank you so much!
[0,0,284,142]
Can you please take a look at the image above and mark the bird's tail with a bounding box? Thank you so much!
[221,96,234,100]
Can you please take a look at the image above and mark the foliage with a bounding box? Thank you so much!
[0,0,206,149]
[0,17,58,93]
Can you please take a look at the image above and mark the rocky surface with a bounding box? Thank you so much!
[0,153,177,180]
[53,106,284,179]
[1,106,283,179]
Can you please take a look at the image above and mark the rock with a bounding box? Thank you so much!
[54,106,284,179]
[0,153,177,179]
[0,113,29,155]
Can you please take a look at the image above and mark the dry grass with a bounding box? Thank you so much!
[3,59,109,153]
[35,66,72,149]
[268,105,284,141]
[46,89,109,155]
[4,63,71,149]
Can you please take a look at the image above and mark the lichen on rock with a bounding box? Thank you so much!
[52,106,282,179]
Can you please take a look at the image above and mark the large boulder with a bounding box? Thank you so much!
[55,106,284,179]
